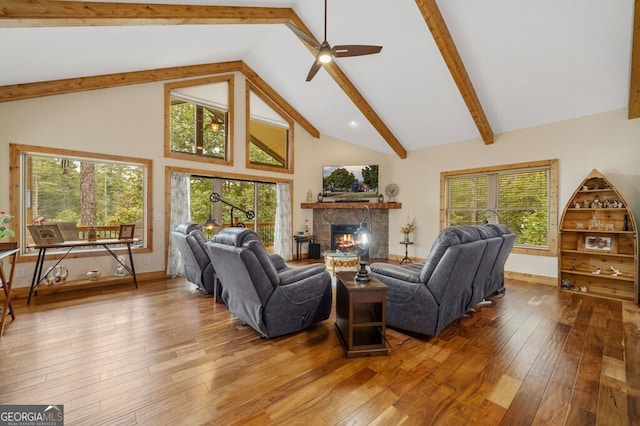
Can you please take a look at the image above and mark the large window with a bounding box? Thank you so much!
[442,159,558,256]
[10,144,152,255]
[246,82,293,173]
[190,176,276,243]
[165,75,233,165]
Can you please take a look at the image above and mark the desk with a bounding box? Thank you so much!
[0,244,18,336]
[293,235,314,261]
[28,238,139,304]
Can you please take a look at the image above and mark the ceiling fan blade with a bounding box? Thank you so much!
[333,45,383,57]
[306,58,323,82]
[285,22,321,49]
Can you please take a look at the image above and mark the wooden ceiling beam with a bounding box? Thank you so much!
[0,60,320,138]
[415,0,494,144]
[0,0,293,27]
[629,0,640,119]
[0,62,242,102]
[287,16,407,159]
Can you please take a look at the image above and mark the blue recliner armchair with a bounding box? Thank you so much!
[206,227,332,338]
[369,224,515,336]
[170,222,220,299]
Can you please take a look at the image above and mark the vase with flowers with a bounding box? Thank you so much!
[400,218,416,243]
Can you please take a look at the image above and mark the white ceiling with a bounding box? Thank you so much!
[0,0,635,156]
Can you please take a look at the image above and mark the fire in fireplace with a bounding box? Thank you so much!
[331,224,369,258]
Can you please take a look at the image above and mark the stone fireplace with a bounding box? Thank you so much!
[303,202,401,259]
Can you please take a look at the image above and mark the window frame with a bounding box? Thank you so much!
[440,159,558,256]
[164,75,234,166]
[245,81,294,174]
[10,143,153,260]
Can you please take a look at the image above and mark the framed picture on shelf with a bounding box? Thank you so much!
[118,224,136,240]
[584,235,612,251]
[27,224,64,245]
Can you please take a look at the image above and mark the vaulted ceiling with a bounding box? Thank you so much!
[1,0,638,159]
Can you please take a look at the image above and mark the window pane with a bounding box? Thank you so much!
[498,169,549,247]
[188,176,276,243]
[221,180,254,227]
[448,175,489,226]
[170,101,226,159]
[22,152,147,250]
[190,176,214,226]
[167,78,231,163]
[247,87,292,171]
[446,166,551,249]
[249,121,287,167]
[256,183,276,244]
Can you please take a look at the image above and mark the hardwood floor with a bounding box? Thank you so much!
[0,275,638,425]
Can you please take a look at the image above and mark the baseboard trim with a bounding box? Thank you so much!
[505,271,556,286]
[10,271,167,300]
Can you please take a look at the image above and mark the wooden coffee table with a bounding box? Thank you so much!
[334,271,388,357]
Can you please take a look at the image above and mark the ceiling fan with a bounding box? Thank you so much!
[286,0,382,82]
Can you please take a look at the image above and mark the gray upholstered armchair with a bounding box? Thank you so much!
[206,227,332,338]
[170,222,220,299]
[369,224,515,336]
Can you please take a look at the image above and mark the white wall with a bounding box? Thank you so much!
[1,75,638,287]
[388,109,640,279]
[0,73,387,288]
[292,131,392,231]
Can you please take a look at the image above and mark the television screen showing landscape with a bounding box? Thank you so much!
[322,165,378,199]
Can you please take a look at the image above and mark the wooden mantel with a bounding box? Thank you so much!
[301,202,402,209]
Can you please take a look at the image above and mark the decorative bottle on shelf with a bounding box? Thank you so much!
[589,212,599,230]
[623,214,629,231]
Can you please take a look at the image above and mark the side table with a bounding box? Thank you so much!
[335,271,388,357]
[293,234,313,261]
[0,244,18,337]
[399,241,414,264]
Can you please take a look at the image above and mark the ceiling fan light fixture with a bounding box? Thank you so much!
[318,46,333,64]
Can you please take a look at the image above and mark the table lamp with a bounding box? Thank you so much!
[353,205,372,283]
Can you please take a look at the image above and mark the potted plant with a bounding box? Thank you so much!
[0,211,17,251]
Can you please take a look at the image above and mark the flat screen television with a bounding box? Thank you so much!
[322,164,378,200]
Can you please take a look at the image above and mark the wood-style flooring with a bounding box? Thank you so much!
[0,273,638,425]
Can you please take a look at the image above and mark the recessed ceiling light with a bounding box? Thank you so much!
[349,120,359,128]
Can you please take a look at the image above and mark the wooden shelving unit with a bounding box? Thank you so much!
[558,169,638,303]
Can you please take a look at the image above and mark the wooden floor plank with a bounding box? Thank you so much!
[0,275,637,424]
